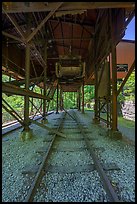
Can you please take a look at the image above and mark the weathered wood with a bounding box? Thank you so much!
[2,2,135,13]
[110,9,118,131]
[2,8,26,41]
[29,119,66,138]
[2,82,51,100]
[26,2,63,42]
[2,31,24,43]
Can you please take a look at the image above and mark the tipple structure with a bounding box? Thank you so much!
[2,2,135,139]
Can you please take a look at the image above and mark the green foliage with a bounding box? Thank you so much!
[117,71,135,102]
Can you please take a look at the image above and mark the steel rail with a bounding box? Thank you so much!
[72,111,121,202]
[24,112,66,202]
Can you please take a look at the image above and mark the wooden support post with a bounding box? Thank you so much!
[24,43,30,131]
[31,97,34,113]
[40,89,43,112]
[74,92,76,108]
[60,88,63,111]
[110,11,118,131]
[77,90,79,110]
[98,97,100,122]
[56,81,59,114]
[82,79,84,113]
[107,99,109,128]
[94,64,99,122]
[42,42,48,123]
[20,15,33,141]
[78,88,81,111]
[111,48,118,131]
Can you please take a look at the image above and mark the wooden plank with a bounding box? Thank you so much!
[2,31,24,43]
[2,2,135,13]
[2,82,51,101]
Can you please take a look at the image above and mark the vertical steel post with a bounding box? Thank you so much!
[42,41,48,123]
[82,79,84,113]
[56,81,59,114]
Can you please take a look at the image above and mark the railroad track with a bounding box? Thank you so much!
[23,110,121,202]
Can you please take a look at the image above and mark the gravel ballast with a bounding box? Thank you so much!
[2,110,135,202]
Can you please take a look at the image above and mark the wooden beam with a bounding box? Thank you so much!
[29,119,66,138]
[110,9,118,131]
[2,2,135,13]
[26,2,63,42]
[2,31,24,43]
[2,82,51,101]
[2,8,26,41]
[4,76,44,86]
[117,60,135,96]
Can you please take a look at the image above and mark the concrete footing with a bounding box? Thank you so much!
[107,129,123,140]
[41,118,48,124]
[92,118,100,124]
[20,128,33,141]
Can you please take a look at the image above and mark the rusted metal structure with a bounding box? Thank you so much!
[2,2,135,139]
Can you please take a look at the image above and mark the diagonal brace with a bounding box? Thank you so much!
[29,119,66,138]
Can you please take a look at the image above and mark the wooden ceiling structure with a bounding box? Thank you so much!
[2,2,135,92]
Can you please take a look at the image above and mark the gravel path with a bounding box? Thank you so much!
[77,110,135,202]
[33,113,109,202]
[2,110,135,202]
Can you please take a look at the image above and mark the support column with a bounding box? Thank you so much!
[60,88,63,111]
[56,81,59,114]
[93,64,99,123]
[41,42,48,123]
[109,9,122,138]
[82,79,84,114]
[20,42,33,141]
[77,88,81,111]
[20,15,33,141]
[31,97,34,114]
[111,46,117,131]
[40,88,43,112]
